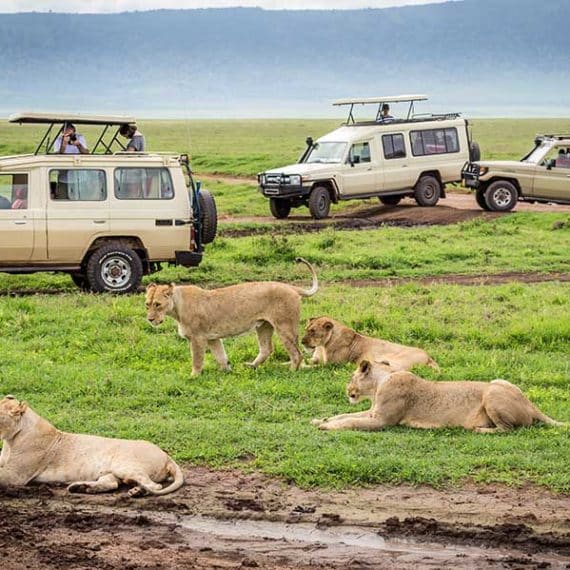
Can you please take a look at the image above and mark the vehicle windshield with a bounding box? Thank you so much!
[305,142,347,164]
[522,141,554,164]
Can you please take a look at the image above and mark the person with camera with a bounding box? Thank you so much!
[53,123,89,154]
[119,123,145,152]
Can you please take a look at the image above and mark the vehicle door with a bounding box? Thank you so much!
[0,172,35,262]
[340,140,381,196]
[111,167,190,259]
[379,133,412,192]
[532,149,570,201]
[46,168,109,263]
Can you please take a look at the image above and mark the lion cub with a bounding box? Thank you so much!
[0,396,183,495]
[312,360,562,433]
[302,316,438,371]
[146,258,318,376]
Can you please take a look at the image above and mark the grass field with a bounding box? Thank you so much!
[1,119,569,493]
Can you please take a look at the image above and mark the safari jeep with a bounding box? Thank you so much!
[462,134,570,211]
[258,95,480,219]
[0,113,217,293]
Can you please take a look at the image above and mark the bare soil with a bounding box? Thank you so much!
[1,466,569,569]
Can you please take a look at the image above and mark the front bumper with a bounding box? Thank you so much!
[461,163,481,189]
[175,250,203,267]
[259,184,311,199]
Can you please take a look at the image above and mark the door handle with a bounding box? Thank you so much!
[175,219,192,226]
[13,220,27,225]
[93,220,106,224]
[402,165,408,168]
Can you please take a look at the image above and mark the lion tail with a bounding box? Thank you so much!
[149,459,185,496]
[294,257,319,297]
[426,357,440,372]
[533,408,565,427]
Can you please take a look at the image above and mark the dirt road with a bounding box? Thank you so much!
[2,466,569,569]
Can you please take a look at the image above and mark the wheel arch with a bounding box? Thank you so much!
[82,237,150,274]
[415,170,445,197]
[311,179,339,203]
[485,176,521,196]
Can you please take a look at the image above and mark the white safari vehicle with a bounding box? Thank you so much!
[0,113,217,293]
[258,95,480,219]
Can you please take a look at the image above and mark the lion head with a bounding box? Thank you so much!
[145,283,175,326]
[302,317,337,348]
[346,360,392,404]
[0,396,27,439]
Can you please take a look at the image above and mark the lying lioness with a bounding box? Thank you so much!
[0,396,183,495]
[302,316,438,371]
[146,258,318,376]
[312,361,563,432]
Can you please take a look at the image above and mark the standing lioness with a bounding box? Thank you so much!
[0,396,183,495]
[146,258,318,376]
[302,317,438,371]
[313,360,562,433]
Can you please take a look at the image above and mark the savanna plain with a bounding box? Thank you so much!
[1,118,569,569]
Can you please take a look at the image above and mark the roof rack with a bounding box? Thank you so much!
[333,94,429,124]
[9,112,137,155]
[537,134,570,140]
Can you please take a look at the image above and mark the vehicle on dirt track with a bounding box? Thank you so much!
[258,95,480,219]
[462,134,570,211]
[0,113,217,293]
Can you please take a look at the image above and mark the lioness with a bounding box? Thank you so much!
[312,360,563,433]
[0,396,183,495]
[146,258,318,376]
[302,317,438,371]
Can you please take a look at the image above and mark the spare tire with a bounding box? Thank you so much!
[470,141,481,162]
[198,189,217,244]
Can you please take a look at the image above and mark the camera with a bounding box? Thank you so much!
[69,134,77,143]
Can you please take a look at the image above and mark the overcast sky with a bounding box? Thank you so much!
[0,0,453,13]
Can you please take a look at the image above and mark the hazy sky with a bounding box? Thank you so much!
[0,0,453,13]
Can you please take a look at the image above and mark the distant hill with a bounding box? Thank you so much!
[0,0,568,117]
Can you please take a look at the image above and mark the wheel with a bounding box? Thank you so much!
[86,244,143,294]
[475,187,490,211]
[308,186,331,219]
[198,189,218,244]
[71,273,91,291]
[379,195,402,206]
[469,141,481,162]
[269,198,291,219]
[414,175,441,207]
[484,180,518,212]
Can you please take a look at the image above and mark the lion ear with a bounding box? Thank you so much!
[323,319,334,331]
[146,282,157,291]
[18,401,28,415]
[359,360,371,374]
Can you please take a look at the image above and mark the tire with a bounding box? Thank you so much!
[198,189,217,244]
[269,198,291,219]
[475,187,490,211]
[308,186,331,219]
[71,273,91,291]
[379,195,402,206]
[470,141,481,162]
[86,244,143,294]
[484,180,518,212]
[414,175,442,207]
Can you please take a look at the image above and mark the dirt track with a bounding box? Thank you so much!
[2,466,569,569]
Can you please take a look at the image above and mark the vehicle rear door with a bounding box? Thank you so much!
[46,168,110,263]
[340,140,381,196]
[0,172,35,262]
[378,133,412,192]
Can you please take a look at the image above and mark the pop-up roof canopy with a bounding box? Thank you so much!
[9,112,138,155]
[332,94,429,124]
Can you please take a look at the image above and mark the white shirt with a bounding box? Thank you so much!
[53,134,88,154]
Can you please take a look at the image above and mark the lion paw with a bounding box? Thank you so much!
[128,486,146,498]
[67,483,90,494]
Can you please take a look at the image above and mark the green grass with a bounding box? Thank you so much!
[0,282,568,491]
[3,118,570,176]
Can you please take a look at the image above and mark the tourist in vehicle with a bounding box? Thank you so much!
[377,103,394,123]
[53,123,89,154]
[119,124,145,152]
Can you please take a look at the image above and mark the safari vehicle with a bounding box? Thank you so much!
[462,134,570,211]
[0,113,217,293]
[258,95,480,219]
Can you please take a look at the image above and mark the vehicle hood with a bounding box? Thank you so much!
[262,162,336,178]
[475,160,531,170]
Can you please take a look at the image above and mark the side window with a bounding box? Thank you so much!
[0,173,28,210]
[114,168,174,200]
[50,170,106,201]
[382,134,406,159]
[410,128,459,156]
[348,142,371,164]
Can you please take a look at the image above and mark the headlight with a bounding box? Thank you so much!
[288,175,302,186]
[478,166,488,176]
[258,174,266,185]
